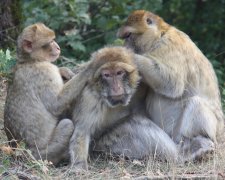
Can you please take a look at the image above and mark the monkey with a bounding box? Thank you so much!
[4,23,94,165]
[69,46,179,170]
[116,10,224,161]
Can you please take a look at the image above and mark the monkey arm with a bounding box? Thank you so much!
[72,61,92,75]
[134,54,186,98]
[53,66,93,116]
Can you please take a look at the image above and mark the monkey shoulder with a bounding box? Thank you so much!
[10,62,63,102]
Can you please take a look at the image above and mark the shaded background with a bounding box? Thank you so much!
[0,0,224,106]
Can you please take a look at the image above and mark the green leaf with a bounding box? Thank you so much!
[5,49,11,60]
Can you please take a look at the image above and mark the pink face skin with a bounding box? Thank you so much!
[101,68,126,98]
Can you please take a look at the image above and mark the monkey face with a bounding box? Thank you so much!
[117,10,168,54]
[41,40,61,62]
[27,40,60,62]
[19,23,61,62]
[99,67,134,108]
[90,47,140,108]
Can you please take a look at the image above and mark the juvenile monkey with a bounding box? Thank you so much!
[70,46,178,170]
[117,10,224,161]
[4,23,93,165]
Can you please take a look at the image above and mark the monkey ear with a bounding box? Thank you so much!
[22,40,33,53]
[31,24,38,32]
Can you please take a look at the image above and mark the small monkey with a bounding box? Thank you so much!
[117,10,224,161]
[4,23,93,165]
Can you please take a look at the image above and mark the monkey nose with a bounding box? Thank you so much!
[123,32,131,39]
[118,31,131,39]
[117,26,132,39]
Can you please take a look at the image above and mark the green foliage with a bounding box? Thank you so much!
[2,0,224,106]
[0,49,16,76]
[22,0,162,61]
[23,0,91,62]
[82,0,162,60]
[0,155,11,173]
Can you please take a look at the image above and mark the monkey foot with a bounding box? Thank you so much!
[70,160,88,173]
[180,136,215,162]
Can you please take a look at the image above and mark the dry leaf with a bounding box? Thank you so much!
[132,159,144,166]
[0,145,14,155]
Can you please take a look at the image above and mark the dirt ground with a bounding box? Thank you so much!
[0,78,225,179]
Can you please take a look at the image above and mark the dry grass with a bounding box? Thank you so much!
[0,78,225,179]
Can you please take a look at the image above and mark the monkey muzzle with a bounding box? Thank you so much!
[106,94,130,107]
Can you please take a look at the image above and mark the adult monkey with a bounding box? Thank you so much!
[70,46,178,170]
[117,10,224,161]
[4,23,93,165]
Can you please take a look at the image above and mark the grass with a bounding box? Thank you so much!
[0,78,225,179]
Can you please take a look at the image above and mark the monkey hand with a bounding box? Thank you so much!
[59,67,75,81]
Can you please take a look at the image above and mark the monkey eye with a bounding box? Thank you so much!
[146,18,153,25]
[102,73,110,78]
[42,43,50,49]
[116,70,125,76]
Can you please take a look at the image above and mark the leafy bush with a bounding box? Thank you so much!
[22,0,162,62]
[23,0,91,62]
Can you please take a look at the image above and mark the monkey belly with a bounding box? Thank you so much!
[146,92,185,137]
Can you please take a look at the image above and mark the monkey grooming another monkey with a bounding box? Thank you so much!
[117,10,224,161]
[69,46,179,170]
[4,23,93,165]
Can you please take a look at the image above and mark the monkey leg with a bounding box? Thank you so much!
[176,96,218,161]
[32,119,74,165]
[69,127,89,170]
[92,115,178,162]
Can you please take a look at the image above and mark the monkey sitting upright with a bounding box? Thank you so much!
[69,46,140,169]
[117,10,224,161]
[4,23,93,165]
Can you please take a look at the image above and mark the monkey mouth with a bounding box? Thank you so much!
[51,53,60,58]
[105,94,131,107]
